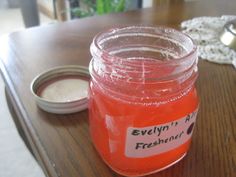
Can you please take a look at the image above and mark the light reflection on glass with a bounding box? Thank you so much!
[0,34,11,65]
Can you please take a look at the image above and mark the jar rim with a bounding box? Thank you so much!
[91,26,197,66]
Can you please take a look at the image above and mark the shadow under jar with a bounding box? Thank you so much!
[89,26,199,176]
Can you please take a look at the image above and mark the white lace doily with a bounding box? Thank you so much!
[181,16,236,68]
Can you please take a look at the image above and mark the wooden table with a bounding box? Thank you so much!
[0,1,235,177]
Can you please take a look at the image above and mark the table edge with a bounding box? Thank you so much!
[0,59,58,177]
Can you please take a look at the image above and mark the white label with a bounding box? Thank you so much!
[125,110,198,158]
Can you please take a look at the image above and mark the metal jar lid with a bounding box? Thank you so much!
[220,19,236,50]
[31,65,90,114]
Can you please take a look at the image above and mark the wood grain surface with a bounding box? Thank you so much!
[0,1,235,177]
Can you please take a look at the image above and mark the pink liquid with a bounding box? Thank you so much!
[89,81,198,176]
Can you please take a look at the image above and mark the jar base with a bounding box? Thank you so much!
[103,153,187,177]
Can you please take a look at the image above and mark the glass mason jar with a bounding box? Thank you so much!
[89,26,199,176]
